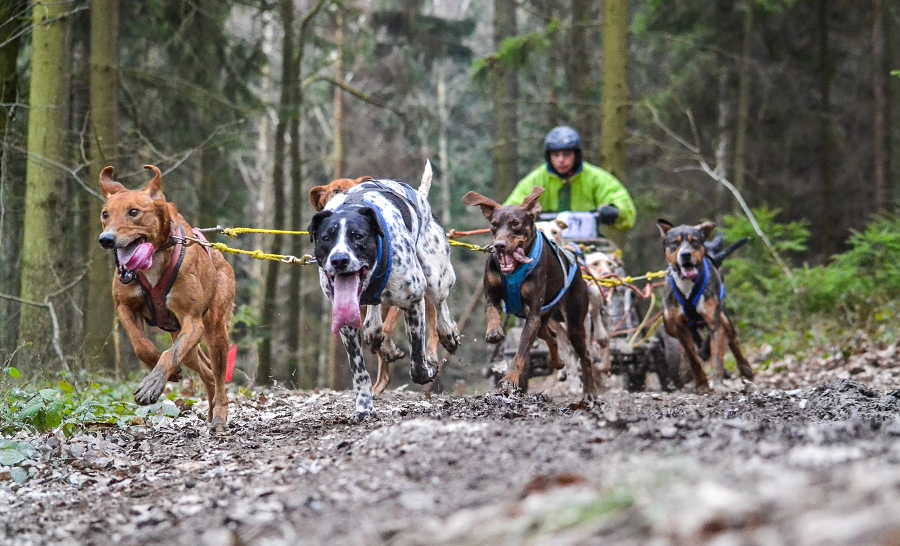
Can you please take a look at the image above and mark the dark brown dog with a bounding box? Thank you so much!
[657,220,753,392]
[462,186,595,401]
[309,174,440,395]
[98,165,236,431]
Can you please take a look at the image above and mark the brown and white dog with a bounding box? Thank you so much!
[463,187,595,402]
[534,218,568,247]
[657,220,753,392]
[98,166,236,431]
[581,250,620,362]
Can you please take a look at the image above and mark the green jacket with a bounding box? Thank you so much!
[504,161,636,231]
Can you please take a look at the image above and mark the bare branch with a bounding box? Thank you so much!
[643,101,795,283]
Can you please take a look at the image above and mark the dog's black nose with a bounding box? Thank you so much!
[98,232,116,249]
[330,252,351,271]
[679,250,692,262]
[493,241,506,253]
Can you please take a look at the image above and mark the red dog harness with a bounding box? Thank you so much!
[136,223,211,332]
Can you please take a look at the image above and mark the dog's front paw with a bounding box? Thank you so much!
[209,416,229,434]
[410,358,437,385]
[133,370,168,405]
[486,328,505,344]
[440,330,461,354]
[378,339,405,363]
[364,329,384,352]
[351,409,377,424]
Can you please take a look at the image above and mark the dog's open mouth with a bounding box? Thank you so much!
[329,268,367,333]
[679,264,699,280]
[117,238,155,272]
[496,247,533,274]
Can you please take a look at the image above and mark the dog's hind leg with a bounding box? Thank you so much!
[363,304,385,351]
[539,321,563,371]
[377,306,406,364]
[405,298,437,384]
[671,323,710,393]
[723,313,754,380]
[338,327,376,421]
[708,325,728,389]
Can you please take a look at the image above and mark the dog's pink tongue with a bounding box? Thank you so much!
[682,268,698,280]
[117,242,154,271]
[331,274,361,333]
[513,247,533,264]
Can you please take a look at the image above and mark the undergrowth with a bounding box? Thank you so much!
[720,210,900,365]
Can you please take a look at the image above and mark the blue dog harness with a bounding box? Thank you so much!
[667,257,725,331]
[498,232,579,318]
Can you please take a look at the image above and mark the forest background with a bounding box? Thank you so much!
[1,0,898,393]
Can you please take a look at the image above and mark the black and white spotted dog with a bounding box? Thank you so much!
[308,162,460,421]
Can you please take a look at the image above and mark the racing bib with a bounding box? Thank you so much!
[557,212,598,239]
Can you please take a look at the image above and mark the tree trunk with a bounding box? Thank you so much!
[888,0,900,204]
[84,0,119,370]
[570,0,594,159]
[492,0,518,198]
[329,7,352,391]
[0,0,27,356]
[872,0,888,212]
[257,0,295,385]
[600,0,628,182]
[818,0,837,255]
[733,2,754,198]
[18,1,72,367]
[714,71,731,221]
[437,59,451,225]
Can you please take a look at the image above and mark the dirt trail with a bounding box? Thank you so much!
[4,368,900,545]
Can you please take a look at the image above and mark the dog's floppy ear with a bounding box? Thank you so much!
[657,219,674,238]
[99,166,126,199]
[553,219,568,230]
[695,221,716,240]
[462,191,500,220]
[142,165,165,201]
[308,210,333,242]
[520,186,544,218]
[309,185,329,212]
[358,207,385,239]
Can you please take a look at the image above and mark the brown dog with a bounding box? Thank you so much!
[657,220,753,392]
[463,187,595,401]
[98,165,236,431]
[309,176,373,212]
[309,173,440,395]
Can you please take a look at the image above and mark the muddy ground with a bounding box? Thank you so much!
[4,342,900,546]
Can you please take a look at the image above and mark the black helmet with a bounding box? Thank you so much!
[544,126,581,152]
[543,126,583,177]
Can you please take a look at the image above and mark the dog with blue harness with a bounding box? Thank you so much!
[463,186,596,401]
[309,165,460,421]
[657,220,754,392]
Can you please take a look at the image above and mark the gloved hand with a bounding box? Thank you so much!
[597,204,619,226]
